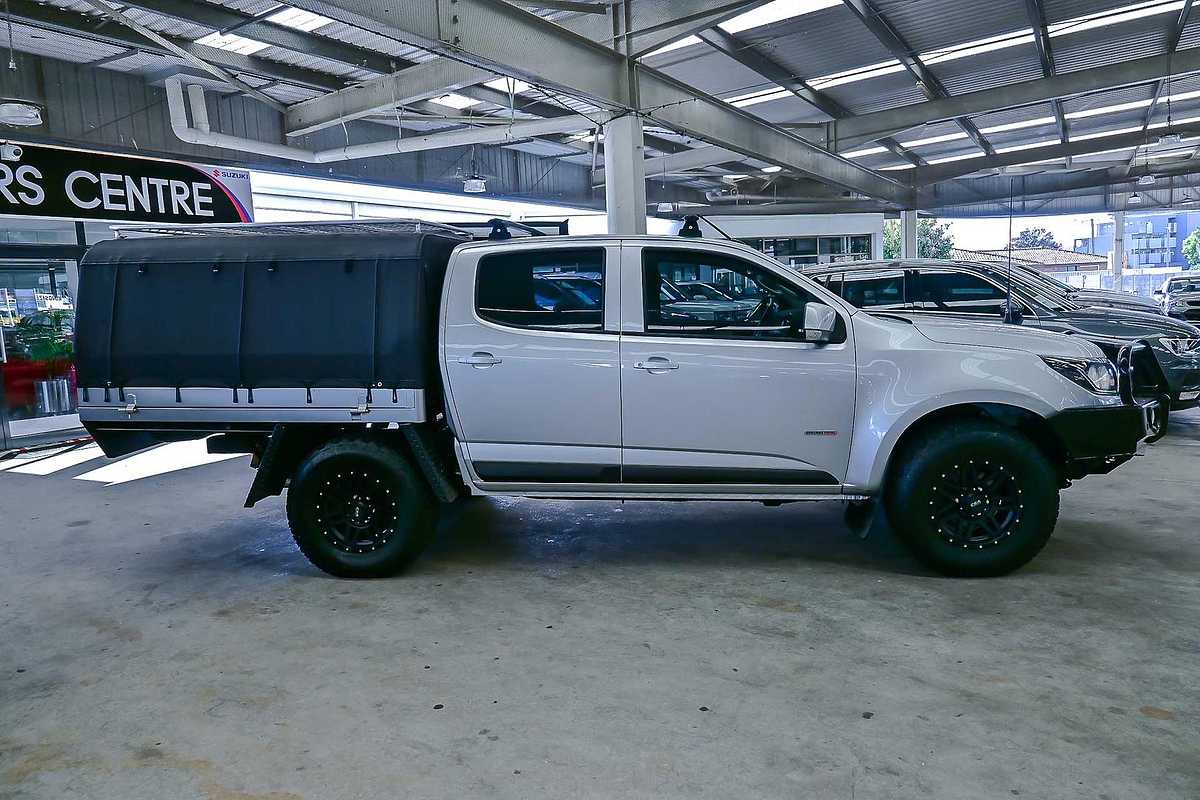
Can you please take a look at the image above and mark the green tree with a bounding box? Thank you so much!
[1183,229,1200,268]
[883,218,955,259]
[1011,226,1061,249]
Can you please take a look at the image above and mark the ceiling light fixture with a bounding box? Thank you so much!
[483,77,531,94]
[1128,191,1142,205]
[0,101,41,127]
[266,7,334,32]
[430,93,481,110]
[195,31,270,55]
[1137,174,1157,186]
[462,177,487,193]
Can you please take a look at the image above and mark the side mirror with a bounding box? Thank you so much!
[802,303,839,344]
[1000,302,1024,325]
[1154,289,1165,296]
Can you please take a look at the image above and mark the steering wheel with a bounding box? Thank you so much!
[746,295,778,324]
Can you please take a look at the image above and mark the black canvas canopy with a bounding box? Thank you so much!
[75,227,468,394]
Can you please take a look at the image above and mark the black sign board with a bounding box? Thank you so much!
[0,142,254,224]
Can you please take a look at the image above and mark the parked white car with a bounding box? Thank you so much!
[76,222,1160,579]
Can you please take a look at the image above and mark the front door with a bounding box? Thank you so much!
[442,243,622,485]
[619,244,856,490]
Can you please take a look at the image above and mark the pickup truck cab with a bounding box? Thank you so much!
[76,222,1159,579]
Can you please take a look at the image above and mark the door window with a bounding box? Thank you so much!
[641,248,842,342]
[475,248,604,332]
[912,270,1011,314]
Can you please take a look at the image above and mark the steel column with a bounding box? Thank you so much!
[604,114,647,234]
[901,209,918,258]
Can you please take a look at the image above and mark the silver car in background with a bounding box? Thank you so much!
[1156,275,1200,322]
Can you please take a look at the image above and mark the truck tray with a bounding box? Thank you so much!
[75,223,468,448]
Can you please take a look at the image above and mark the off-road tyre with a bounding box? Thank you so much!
[285,436,437,578]
[885,421,1060,577]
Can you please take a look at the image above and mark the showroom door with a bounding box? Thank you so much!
[0,257,80,446]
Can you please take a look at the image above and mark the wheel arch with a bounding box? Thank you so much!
[854,397,1067,494]
[242,424,460,508]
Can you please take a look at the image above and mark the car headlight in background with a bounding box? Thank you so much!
[1042,356,1119,395]
[1168,299,1189,312]
[1159,337,1200,356]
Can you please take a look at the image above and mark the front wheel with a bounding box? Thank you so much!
[885,422,1060,577]
[285,437,437,578]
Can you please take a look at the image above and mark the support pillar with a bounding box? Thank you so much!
[901,209,918,258]
[1112,210,1126,280]
[603,114,647,235]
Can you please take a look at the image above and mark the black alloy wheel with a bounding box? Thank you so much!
[286,437,437,578]
[885,421,1059,577]
[927,459,1022,550]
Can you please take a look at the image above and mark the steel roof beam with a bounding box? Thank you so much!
[1023,0,1068,156]
[282,0,911,203]
[1131,0,1195,162]
[696,26,926,167]
[919,160,1200,209]
[287,60,493,135]
[830,47,1200,147]
[910,126,1200,184]
[6,0,344,92]
[840,0,995,157]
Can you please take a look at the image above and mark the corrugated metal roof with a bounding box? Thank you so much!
[252,47,367,80]
[1042,0,1148,25]
[736,5,896,83]
[871,0,1029,56]
[654,50,782,98]
[5,21,124,62]
[932,45,1046,96]
[1053,14,1172,73]
[820,69,926,115]
[1066,83,1158,117]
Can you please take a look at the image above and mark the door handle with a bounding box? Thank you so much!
[634,356,679,372]
[458,352,502,368]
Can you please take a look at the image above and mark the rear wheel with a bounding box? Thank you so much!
[885,422,1059,577]
[286,437,437,578]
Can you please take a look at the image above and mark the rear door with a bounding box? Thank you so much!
[618,243,856,490]
[442,241,622,486]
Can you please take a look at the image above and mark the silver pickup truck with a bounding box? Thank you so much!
[75,221,1161,579]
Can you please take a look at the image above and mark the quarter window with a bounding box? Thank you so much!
[476,248,604,332]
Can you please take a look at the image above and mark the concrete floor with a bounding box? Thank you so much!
[2,416,1198,800]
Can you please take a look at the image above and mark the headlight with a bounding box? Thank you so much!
[1159,337,1200,356]
[1168,299,1189,311]
[1041,356,1118,395]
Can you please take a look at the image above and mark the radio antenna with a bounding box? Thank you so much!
[1004,177,1017,323]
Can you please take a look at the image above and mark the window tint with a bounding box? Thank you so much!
[831,271,907,309]
[913,270,1010,314]
[642,248,842,342]
[476,249,604,332]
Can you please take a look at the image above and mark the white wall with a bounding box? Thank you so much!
[693,213,886,258]
[248,170,675,234]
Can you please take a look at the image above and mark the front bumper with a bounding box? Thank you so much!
[1047,405,1148,478]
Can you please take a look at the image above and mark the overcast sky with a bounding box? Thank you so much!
[938,214,1112,252]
